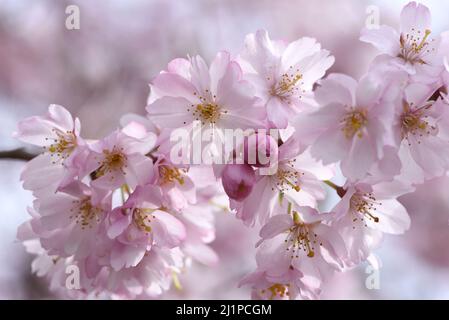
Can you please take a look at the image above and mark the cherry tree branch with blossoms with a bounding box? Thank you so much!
[12,2,449,300]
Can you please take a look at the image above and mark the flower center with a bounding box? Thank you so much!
[401,101,436,144]
[193,103,222,124]
[398,29,435,64]
[96,147,127,178]
[275,165,303,193]
[69,197,102,229]
[284,211,321,258]
[260,284,290,299]
[132,208,156,234]
[341,109,367,139]
[270,66,304,99]
[159,165,185,185]
[350,191,381,227]
[44,129,77,163]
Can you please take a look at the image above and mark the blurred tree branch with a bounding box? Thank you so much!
[0,148,35,161]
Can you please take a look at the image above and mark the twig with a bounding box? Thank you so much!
[0,148,36,161]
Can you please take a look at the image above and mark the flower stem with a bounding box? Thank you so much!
[323,180,338,189]
[323,180,346,198]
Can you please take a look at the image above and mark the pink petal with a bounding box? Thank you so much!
[48,104,74,132]
[355,74,383,109]
[108,211,131,239]
[123,154,154,189]
[152,210,186,247]
[146,97,193,128]
[150,72,199,102]
[209,51,231,96]
[360,25,400,56]
[259,214,293,240]
[110,243,146,271]
[167,58,191,79]
[400,2,431,33]
[311,126,350,165]
[266,96,289,129]
[281,37,320,70]
[368,199,410,235]
[315,74,355,107]
[183,242,219,266]
[299,50,335,92]
[189,55,211,97]
[241,29,280,76]
[341,134,376,181]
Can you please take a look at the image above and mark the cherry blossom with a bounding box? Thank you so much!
[360,1,445,83]
[85,130,156,190]
[242,206,346,299]
[107,184,186,271]
[392,83,449,181]
[331,181,410,266]
[20,182,111,259]
[294,73,397,181]
[231,137,329,226]
[146,51,265,131]
[239,29,334,128]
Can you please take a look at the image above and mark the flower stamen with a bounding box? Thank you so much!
[44,129,77,164]
[285,211,321,258]
[350,191,381,228]
[69,197,102,229]
[270,66,304,99]
[159,166,186,185]
[95,147,127,179]
[341,109,367,139]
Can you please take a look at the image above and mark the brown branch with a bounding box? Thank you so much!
[0,148,36,161]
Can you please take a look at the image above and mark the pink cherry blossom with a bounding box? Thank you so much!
[85,130,155,190]
[14,104,81,162]
[152,156,196,212]
[331,181,410,266]
[246,206,346,299]
[239,29,334,128]
[232,137,328,226]
[391,83,449,181]
[146,51,265,131]
[107,184,186,271]
[14,104,89,194]
[21,182,111,259]
[104,247,185,299]
[239,270,300,300]
[361,2,444,82]
[294,73,396,181]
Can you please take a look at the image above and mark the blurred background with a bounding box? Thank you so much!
[2,0,449,299]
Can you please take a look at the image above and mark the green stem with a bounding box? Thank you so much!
[323,180,346,198]
[323,180,338,190]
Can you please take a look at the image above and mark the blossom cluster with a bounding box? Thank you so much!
[15,2,449,299]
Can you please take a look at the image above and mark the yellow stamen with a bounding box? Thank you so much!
[159,166,185,185]
[341,109,367,139]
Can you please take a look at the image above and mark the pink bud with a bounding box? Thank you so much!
[243,133,278,167]
[221,164,256,201]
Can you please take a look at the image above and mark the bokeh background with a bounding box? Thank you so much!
[2,0,449,299]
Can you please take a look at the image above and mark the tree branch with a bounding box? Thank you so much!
[0,148,36,161]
